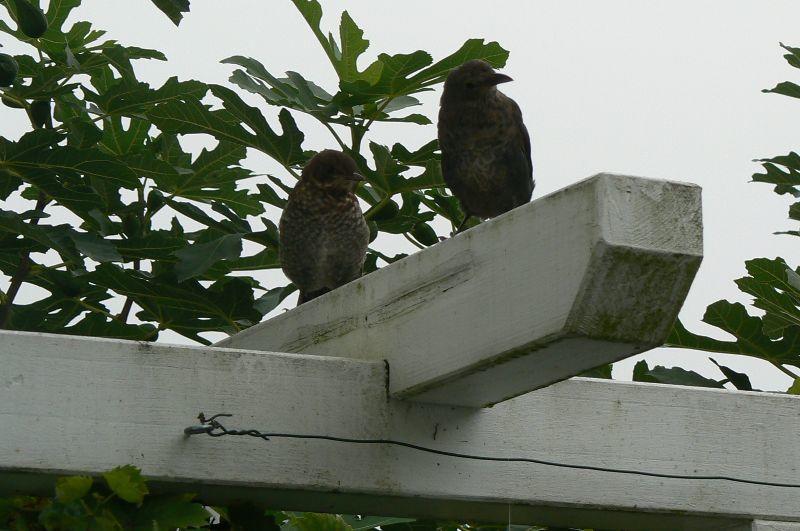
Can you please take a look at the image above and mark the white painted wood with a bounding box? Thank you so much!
[730,522,800,531]
[753,522,800,531]
[3,331,798,530]
[219,173,703,407]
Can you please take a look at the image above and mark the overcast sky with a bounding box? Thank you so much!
[2,1,800,390]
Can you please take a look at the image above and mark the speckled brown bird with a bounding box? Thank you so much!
[279,150,369,305]
[438,59,534,231]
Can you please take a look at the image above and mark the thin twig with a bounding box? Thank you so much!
[772,361,800,380]
[363,196,389,221]
[118,260,140,322]
[320,120,347,151]
[362,97,395,132]
[403,232,425,250]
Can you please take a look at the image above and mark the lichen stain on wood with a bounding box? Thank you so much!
[567,241,702,344]
[281,250,474,351]
[368,250,474,326]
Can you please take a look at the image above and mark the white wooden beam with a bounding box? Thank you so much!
[219,173,703,407]
[731,522,800,531]
[3,331,798,530]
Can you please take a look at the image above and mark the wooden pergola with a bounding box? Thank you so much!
[3,174,799,530]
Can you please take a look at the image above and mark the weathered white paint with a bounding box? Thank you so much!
[219,173,703,407]
[3,331,798,530]
[732,522,800,531]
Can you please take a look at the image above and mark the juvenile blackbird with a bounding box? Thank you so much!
[438,59,534,231]
[279,150,369,305]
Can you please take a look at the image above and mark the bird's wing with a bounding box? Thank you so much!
[440,148,475,218]
[506,100,535,203]
[520,120,533,178]
[511,99,533,180]
[279,195,326,291]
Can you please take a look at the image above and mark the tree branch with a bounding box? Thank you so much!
[0,192,49,328]
[118,260,140,323]
[772,361,800,380]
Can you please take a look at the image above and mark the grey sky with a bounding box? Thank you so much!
[2,1,800,390]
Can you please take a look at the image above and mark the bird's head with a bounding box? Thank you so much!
[302,150,364,192]
[442,59,513,101]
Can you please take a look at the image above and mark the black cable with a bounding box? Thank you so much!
[185,413,800,489]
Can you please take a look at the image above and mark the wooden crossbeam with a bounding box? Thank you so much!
[3,331,799,530]
[219,173,703,407]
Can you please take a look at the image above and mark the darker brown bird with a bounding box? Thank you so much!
[279,150,369,305]
[438,60,534,231]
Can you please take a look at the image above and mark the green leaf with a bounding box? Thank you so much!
[788,378,800,394]
[580,363,613,379]
[66,119,104,148]
[85,76,206,116]
[380,113,431,125]
[337,11,382,83]
[132,494,210,531]
[254,284,296,315]
[38,500,95,530]
[412,38,510,85]
[392,140,441,167]
[338,50,433,102]
[103,465,148,504]
[0,130,140,216]
[100,117,151,156]
[115,231,185,261]
[148,85,306,165]
[365,142,406,193]
[341,516,417,530]
[212,84,306,165]
[779,42,800,70]
[764,81,800,99]
[420,189,464,226]
[289,513,354,531]
[173,234,242,282]
[632,360,724,388]
[399,162,444,192]
[167,198,244,235]
[63,313,158,341]
[410,222,438,246]
[45,0,82,32]
[0,210,82,266]
[149,0,190,26]
[256,182,287,208]
[225,504,280,531]
[289,0,328,55]
[68,231,122,262]
[55,475,93,503]
[227,248,280,271]
[667,301,800,367]
[709,357,753,391]
[382,95,422,113]
[735,258,800,338]
[224,58,341,121]
[88,264,260,342]
[160,141,262,217]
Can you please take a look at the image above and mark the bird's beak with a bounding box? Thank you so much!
[346,172,365,182]
[488,73,513,86]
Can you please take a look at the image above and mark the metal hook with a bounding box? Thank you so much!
[184,412,233,436]
[184,424,214,436]
[201,412,233,423]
